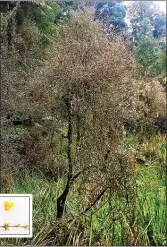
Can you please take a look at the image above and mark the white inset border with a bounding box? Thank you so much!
[0,194,32,238]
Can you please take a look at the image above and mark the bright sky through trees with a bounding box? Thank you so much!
[125,1,166,13]
[154,1,166,12]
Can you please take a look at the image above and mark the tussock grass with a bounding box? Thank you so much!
[1,134,166,246]
[1,166,165,246]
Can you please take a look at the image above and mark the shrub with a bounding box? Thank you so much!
[24,7,138,219]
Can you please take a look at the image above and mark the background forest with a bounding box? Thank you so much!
[1,1,166,246]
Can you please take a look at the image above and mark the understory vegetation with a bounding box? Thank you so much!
[1,1,166,246]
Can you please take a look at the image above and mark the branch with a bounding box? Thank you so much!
[70,170,82,184]
[84,186,109,213]
[67,186,109,224]
[70,165,96,185]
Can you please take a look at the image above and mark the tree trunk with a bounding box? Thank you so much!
[57,93,73,220]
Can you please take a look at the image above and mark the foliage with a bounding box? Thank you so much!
[16,2,62,51]
[127,1,166,41]
[133,18,166,76]
[153,13,166,38]
[95,1,128,34]
[127,1,166,77]
[1,1,63,61]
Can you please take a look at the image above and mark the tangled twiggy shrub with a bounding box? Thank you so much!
[2,6,139,219]
[125,77,166,135]
[139,79,166,117]
[135,78,166,135]
[24,7,139,219]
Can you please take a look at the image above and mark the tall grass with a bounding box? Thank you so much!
[1,134,166,246]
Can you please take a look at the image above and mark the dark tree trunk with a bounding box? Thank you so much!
[57,93,73,220]
[57,179,71,219]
